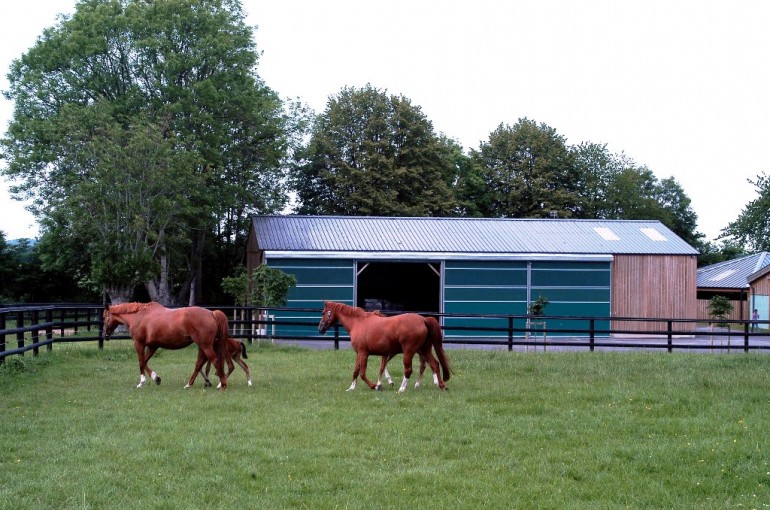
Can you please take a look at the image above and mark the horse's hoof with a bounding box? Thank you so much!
[155,377,161,385]
[204,381,212,388]
[184,384,191,389]
[375,384,383,391]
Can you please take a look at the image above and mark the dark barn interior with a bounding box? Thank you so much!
[356,261,440,314]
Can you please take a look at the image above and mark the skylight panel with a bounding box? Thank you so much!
[593,227,620,241]
[640,227,667,241]
[711,269,737,282]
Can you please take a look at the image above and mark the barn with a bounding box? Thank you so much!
[247,215,698,339]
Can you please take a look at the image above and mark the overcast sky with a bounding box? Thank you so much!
[2,1,769,243]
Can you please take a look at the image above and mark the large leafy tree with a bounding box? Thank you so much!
[721,172,770,252]
[471,118,580,218]
[1,0,292,305]
[571,142,702,246]
[291,84,457,216]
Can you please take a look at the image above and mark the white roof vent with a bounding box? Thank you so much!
[641,227,667,242]
[711,269,737,282]
[593,227,620,241]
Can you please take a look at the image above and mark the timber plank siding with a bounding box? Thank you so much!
[612,254,697,333]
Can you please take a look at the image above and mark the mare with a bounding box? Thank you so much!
[186,335,252,388]
[317,301,451,392]
[103,302,229,389]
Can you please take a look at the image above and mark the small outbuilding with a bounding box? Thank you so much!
[697,252,770,322]
[247,215,698,339]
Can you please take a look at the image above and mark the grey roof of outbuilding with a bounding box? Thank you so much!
[697,252,770,289]
[251,215,698,256]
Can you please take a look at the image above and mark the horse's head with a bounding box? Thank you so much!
[318,302,336,334]
[102,307,120,340]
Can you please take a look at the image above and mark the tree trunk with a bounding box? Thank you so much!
[187,230,206,306]
[104,284,132,305]
[146,252,173,306]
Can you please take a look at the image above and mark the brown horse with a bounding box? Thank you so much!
[185,336,252,388]
[317,301,451,392]
[102,302,229,389]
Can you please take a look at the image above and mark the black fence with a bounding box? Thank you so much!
[2,304,770,363]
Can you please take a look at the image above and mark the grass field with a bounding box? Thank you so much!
[1,341,770,509]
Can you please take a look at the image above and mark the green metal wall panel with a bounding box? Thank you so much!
[444,260,611,338]
[266,258,354,337]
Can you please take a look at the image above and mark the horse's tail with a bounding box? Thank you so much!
[240,340,248,360]
[213,310,230,367]
[425,316,451,382]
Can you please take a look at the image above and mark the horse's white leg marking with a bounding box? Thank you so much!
[150,371,158,382]
[433,373,439,387]
[347,379,357,391]
[384,367,393,385]
[184,382,192,389]
[137,374,147,388]
[399,376,409,393]
[217,382,222,389]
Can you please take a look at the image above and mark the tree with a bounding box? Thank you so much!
[471,118,580,218]
[707,295,733,328]
[1,0,293,305]
[570,142,702,246]
[696,240,745,267]
[721,172,770,253]
[291,84,457,216]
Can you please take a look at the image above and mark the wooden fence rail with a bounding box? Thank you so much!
[3,304,770,363]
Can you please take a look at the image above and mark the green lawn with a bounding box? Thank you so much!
[1,341,769,509]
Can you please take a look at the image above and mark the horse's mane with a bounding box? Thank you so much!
[327,301,371,319]
[109,302,159,314]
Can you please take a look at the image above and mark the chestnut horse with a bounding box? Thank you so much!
[102,302,229,389]
[317,301,451,392]
[185,336,252,388]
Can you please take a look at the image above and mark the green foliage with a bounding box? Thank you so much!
[571,142,702,245]
[527,295,550,315]
[721,172,770,252]
[292,84,458,216]
[1,346,769,508]
[1,0,294,305]
[222,265,297,306]
[0,234,98,303]
[696,239,746,267]
[471,118,580,218]
[707,295,733,325]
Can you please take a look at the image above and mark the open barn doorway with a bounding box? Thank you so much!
[356,261,440,314]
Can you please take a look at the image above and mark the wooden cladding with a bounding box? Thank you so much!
[612,255,697,333]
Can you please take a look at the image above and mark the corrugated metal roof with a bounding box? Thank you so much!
[697,252,770,289]
[251,215,698,256]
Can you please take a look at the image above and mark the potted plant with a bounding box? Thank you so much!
[528,295,550,316]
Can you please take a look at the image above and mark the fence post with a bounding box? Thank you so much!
[0,313,5,364]
[16,311,24,356]
[744,322,749,353]
[589,318,595,352]
[334,323,340,350]
[667,321,673,353]
[246,307,253,344]
[507,316,513,351]
[46,309,54,347]
[97,306,105,350]
[31,310,40,356]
